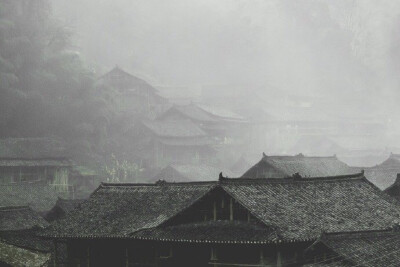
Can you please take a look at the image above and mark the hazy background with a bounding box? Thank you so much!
[52,0,400,117]
[2,0,400,178]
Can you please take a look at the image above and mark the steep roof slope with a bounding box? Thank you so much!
[0,206,49,231]
[306,231,400,267]
[99,66,157,93]
[241,154,358,178]
[46,182,217,238]
[0,183,60,212]
[222,175,400,241]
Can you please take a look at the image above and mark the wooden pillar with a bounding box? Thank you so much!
[125,247,129,267]
[210,247,218,267]
[229,198,233,221]
[54,241,58,267]
[277,250,282,267]
[213,201,217,221]
[87,246,90,267]
[259,248,265,265]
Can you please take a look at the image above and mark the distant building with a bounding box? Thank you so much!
[44,173,400,266]
[364,153,400,190]
[241,153,358,178]
[158,103,248,140]
[131,119,216,167]
[0,138,72,189]
[0,206,52,266]
[98,66,168,115]
[304,230,400,266]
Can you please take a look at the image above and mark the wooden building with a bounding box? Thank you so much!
[131,119,216,167]
[44,172,400,266]
[241,153,358,178]
[0,138,72,191]
[98,66,168,115]
[304,230,400,266]
[0,206,52,266]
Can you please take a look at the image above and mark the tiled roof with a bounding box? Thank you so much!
[46,182,217,238]
[0,229,52,253]
[222,174,400,241]
[0,240,50,267]
[140,119,207,137]
[45,174,400,243]
[99,66,157,93]
[0,158,71,167]
[306,230,400,267]
[0,183,61,212]
[0,137,67,159]
[241,154,357,178]
[0,206,48,231]
[132,220,278,244]
[161,104,219,123]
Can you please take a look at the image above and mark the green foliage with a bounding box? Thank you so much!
[103,154,143,183]
[0,0,118,166]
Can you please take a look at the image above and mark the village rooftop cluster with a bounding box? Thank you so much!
[2,67,400,266]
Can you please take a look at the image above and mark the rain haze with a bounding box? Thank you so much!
[3,1,400,266]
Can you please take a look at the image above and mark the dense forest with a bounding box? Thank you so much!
[0,0,120,168]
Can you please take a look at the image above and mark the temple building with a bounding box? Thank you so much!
[44,172,400,266]
[130,119,216,168]
[241,153,358,178]
[158,103,248,141]
[98,66,168,115]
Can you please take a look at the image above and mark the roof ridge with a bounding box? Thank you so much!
[232,172,364,183]
[101,181,218,187]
